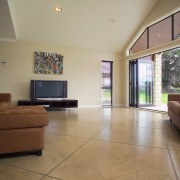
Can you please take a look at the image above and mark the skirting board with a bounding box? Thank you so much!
[78,104,123,108]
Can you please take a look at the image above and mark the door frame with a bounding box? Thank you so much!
[129,56,154,107]
[101,60,113,106]
[129,60,138,107]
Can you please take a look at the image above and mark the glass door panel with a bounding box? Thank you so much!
[138,56,153,106]
[129,56,153,107]
[129,60,138,107]
[101,61,112,105]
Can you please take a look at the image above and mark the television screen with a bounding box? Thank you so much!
[31,80,67,99]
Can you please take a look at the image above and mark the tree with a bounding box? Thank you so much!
[162,48,180,93]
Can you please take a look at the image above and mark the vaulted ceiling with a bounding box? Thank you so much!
[0,0,159,52]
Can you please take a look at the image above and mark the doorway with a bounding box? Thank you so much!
[129,56,153,107]
[101,61,113,106]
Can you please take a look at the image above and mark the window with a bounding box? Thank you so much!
[129,11,180,55]
[149,17,172,48]
[174,12,180,39]
[101,61,113,106]
[130,30,147,54]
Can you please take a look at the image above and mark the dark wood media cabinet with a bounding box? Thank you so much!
[18,99,78,110]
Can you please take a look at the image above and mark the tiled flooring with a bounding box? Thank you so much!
[0,107,180,180]
[143,104,168,112]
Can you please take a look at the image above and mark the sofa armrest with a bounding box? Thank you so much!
[0,102,11,107]
[0,106,49,130]
[168,94,180,102]
[0,93,11,103]
[168,101,180,115]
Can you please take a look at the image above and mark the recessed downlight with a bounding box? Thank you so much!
[55,7,62,12]
[109,19,115,23]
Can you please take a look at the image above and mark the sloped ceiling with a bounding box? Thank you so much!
[0,0,159,52]
[0,0,16,40]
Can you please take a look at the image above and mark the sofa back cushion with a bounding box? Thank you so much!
[168,94,180,102]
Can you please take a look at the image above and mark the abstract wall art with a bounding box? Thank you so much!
[34,51,63,75]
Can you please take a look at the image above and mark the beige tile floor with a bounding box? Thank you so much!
[0,107,180,180]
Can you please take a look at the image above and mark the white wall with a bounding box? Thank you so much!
[0,40,121,106]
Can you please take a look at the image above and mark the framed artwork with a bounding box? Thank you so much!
[34,51,63,75]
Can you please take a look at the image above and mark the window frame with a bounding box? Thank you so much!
[129,11,180,55]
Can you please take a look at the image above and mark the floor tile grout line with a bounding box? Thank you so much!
[85,122,169,150]
[46,125,169,150]
[47,130,169,150]
[1,109,177,179]
[41,175,63,180]
[43,138,92,178]
[50,109,177,172]
[47,112,174,179]
[160,120,179,180]
[49,119,106,125]
[88,124,110,140]
[42,125,109,179]
[90,138,168,149]
[0,161,46,177]
[46,122,163,130]
[46,113,180,178]
[45,131,91,140]
[45,124,108,139]
[43,121,173,179]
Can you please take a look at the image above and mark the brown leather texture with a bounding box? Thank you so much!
[0,102,11,107]
[0,93,49,155]
[168,94,180,129]
[168,93,180,102]
[0,106,49,130]
[0,93,11,103]
[168,101,180,115]
[0,128,44,154]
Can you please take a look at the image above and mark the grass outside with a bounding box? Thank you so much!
[104,90,170,105]
[102,90,111,105]
[161,93,168,104]
[103,90,111,98]
[139,92,168,104]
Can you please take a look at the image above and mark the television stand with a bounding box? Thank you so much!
[18,99,78,110]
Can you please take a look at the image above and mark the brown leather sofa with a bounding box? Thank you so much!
[168,94,180,130]
[0,93,49,156]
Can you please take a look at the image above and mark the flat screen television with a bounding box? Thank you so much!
[30,80,67,100]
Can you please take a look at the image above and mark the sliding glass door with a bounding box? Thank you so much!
[138,56,153,106]
[129,56,153,107]
[129,60,138,107]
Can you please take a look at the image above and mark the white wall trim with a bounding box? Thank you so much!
[78,105,102,108]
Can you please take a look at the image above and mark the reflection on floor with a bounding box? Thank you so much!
[143,104,168,112]
[0,107,180,180]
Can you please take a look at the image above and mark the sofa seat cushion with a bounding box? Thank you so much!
[168,101,180,115]
[0,102,11,107]
[0,106,48,130]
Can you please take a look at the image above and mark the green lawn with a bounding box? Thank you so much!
[139,92,168,104]
[106,90,169,105]
[161,93,168,104]
[103,90,111,98]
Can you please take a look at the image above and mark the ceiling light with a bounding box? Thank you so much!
[55,7,62,12]
[109,19,115,23]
